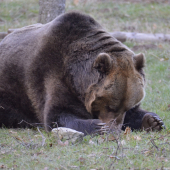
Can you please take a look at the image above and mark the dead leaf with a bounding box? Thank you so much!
[158,44,163,49]
[64,140,69,146]
[160,57,169,61]
[156,156,169,162]
[121,140,126,145]
[9,130,17,134]
[109,155,114,159]
[89,139,95,145]
[13,165,18,168]
[57,140,69,146]
[73,0,79,6]
[0,165,6,169]
[97,137,105,144]
[124,127,131,135]
[70,166,79,169]
[35,152,43,156]
[164,58,169,61]
[14,153,20,157]
[109,155,120,160]
[1,151,6,154]
[168,104,170,110]
[124,127,131,140]
[0,144,8,147]
[43,167,49,170]
[34,135,42,138]
[87,154,96,157]
[144,150,152,156]
[79,157,86,165]
[0,106,4,109]
[107,134,116,141]
[133,135,141,141]
[14,136,23,141]
[153,23,157,29]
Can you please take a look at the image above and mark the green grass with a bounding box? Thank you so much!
[1,129,170,169]
[66,0,170,33]
[1,0,170,33]
[0,0,170,169]
[0,0,39,31]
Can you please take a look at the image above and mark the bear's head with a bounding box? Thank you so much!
[85,52,145,127]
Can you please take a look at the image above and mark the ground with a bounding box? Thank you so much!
[0,0,170,169]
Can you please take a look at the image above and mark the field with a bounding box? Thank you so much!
[0,0,170,169]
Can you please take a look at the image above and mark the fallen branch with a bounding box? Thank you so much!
[1,29,170,43]
[110,32,170,43]
[0,32,7,39]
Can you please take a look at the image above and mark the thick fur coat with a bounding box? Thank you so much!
[0,12,164,134]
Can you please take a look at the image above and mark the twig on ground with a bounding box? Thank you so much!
[150,139,159,151]
[18,120,43,127]
[18,119,53,131]
[37,127,46,147]
[107,120,124,169]
[10,134,37,149]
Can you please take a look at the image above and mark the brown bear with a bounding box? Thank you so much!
[0,12,164,135]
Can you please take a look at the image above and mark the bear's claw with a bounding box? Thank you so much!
[95,123,110,134]
[153,116,165,129]
[141,113,165,132]
[97,123,106,126]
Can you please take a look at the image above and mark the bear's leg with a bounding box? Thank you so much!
[122,106,165,132]
[59,114,108,135]
[44,110,109,135]
[0,93,39,128]
[0,106,28,128]
[0,106,37,128]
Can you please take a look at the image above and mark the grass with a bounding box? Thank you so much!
[0,0,39,32]
[0,0,170,169]
[1,129,170,169]
[66,0,170,34]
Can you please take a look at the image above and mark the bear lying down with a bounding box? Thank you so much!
[0,12,165,135]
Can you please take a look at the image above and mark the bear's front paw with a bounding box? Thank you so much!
[94,122,110,135]
[95,119,122,135]
[141,113,165,132]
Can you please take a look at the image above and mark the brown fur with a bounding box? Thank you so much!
[0,12,164,134]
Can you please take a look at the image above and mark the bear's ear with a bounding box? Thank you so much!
[93,53,113,74]
[134,53,145,70]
